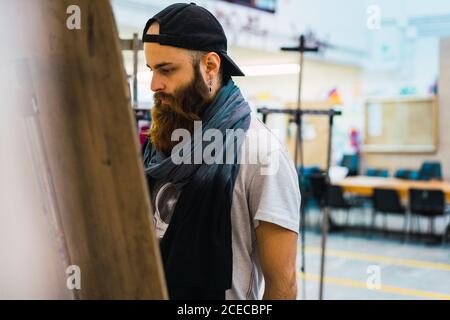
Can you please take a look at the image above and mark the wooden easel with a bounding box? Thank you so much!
[10,0,167,299]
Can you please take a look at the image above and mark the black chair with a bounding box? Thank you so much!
[418,162,442,181]
[395,169,419,180]
[409,188,446,242]
[366,168,378,177]
[340,154,359,177]
[377,169,389,178]
[326,185,365,229]
[309,173,327,207]
[445,223,450,244]
[297,166,322,201]
[309,177,352,231]
[366,168,390,178]
[301,172,327,228]
[372,188,407,241]
[326,185,350,208]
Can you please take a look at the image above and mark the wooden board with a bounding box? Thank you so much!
[439,38,450,179]
[361,38,450,179]
[285,101,334,169]
[7,0,167,299]
[363,97,438,153]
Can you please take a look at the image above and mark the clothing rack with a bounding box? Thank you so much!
[257,107,342,300]
[258,34,341,300]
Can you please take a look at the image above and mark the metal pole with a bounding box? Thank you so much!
[295,36,305,170]
[296,37,307,301]
[132,33,139,108]
[318,114,335,300]
[280,35,321,300]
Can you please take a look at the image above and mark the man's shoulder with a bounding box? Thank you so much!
[236,113,298,184]
[242,113,289,158]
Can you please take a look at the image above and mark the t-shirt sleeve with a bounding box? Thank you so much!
[247,146,301,234]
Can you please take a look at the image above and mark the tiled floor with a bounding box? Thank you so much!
[296,208,450,300]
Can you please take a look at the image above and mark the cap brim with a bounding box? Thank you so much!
[220,52,245,77]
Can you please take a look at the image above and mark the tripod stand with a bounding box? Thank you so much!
[258,107,341,300]
[257,35,342,300]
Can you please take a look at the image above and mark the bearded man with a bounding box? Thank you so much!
[143,3,300,300]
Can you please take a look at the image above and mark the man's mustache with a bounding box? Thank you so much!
[154,92,175,105]
[153,91,200,121]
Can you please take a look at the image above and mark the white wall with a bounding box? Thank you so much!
[113,0,371,64]
[114,0,450,99]
[202,0,370,66]
[362,0,450,97]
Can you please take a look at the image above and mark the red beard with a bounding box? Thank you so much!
[150,64,211,155]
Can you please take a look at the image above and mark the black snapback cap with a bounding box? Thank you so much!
[142,2,245,77]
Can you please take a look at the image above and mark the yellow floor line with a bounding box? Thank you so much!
[302,246,450,272]
[298,272,450,300]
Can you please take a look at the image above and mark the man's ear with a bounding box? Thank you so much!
[204,52,221,78]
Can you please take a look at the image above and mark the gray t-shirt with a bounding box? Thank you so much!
[150,114,301,300]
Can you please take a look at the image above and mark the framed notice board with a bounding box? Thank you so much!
[363,97,438,153]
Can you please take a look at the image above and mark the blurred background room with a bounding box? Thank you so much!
[1,0,449,300]
[115,0,450,300]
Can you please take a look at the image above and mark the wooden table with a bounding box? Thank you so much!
[334,176,450,202]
